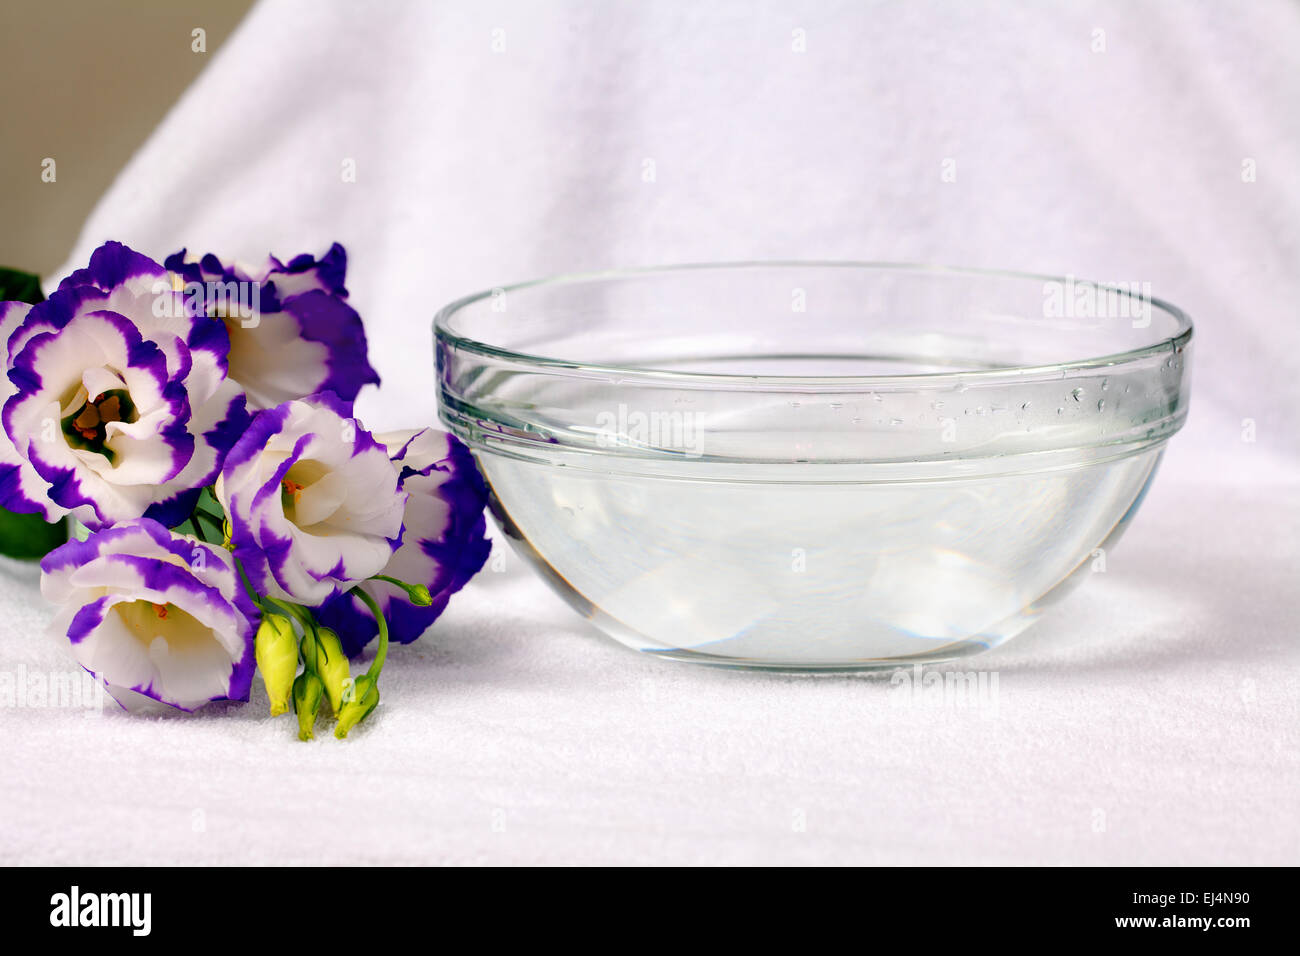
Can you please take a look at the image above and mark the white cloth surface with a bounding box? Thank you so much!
[2,0,1298,864]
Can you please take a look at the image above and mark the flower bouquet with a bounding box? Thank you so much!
[0,242,490,738]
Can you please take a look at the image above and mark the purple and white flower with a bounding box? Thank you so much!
[0,242,248,529]
[317,428,490,656]
[163,244,379,410]
[0,300,50,519]
[40,518,258,712]
[217,394,406,607]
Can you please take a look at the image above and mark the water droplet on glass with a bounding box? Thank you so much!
[1097,399,1105,411]
[1071,387,1084,402]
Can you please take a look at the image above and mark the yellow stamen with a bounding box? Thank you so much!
[98,395,122,424]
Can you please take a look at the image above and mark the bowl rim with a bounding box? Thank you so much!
[433,260,1194,387]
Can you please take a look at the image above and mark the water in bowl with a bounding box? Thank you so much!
[480,436,1162,670]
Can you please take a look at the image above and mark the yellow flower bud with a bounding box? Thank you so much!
[334,675,379,739]
[293,671,324,741]
[314,626,351,715]
[254,614,298,716]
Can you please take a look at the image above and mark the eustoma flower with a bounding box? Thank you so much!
[163,244,379,410]
[317,428,490,656]
[217,394,406,606]
[0,242,248,529]
[39,518,257,712]
[5,235,488,741]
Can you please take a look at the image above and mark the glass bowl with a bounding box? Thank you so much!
[434,263,1192,671]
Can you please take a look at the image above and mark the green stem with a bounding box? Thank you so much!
[234,558,261,608]
[352,587,389,682]
[264,596,312,629]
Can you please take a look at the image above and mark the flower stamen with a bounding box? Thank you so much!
[61,388,135,459]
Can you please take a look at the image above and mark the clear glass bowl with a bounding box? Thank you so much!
[435,263,1192,670]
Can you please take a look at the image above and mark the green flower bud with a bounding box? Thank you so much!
[254,614,298,716]
[315,626,351,715]
[369,575,432,606]
[334,675,379,739]
[293,671,324,741]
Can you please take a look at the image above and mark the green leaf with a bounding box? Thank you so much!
[0,507,67,560]
[0,266,45,305]
[194,485,224,519]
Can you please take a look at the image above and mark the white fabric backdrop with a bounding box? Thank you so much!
[2,0,1296,864]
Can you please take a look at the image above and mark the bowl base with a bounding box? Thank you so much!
[639,640,993,673]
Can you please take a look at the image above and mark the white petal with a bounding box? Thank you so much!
[294,469,347,526]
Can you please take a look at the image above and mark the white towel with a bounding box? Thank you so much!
[1,0,1296,864]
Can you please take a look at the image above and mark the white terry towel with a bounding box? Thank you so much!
[0,0,1295,864]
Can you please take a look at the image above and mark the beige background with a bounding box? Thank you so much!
[0,0,254,277]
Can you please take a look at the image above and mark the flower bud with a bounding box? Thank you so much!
[334,675,379,739]
[315,626,351,714]
[254,614,298,716]
[368,574,433,607]
[293,671,324,741]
